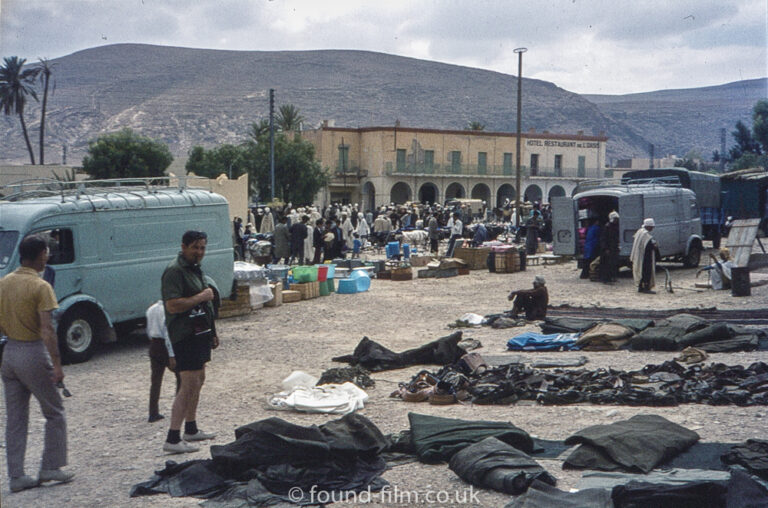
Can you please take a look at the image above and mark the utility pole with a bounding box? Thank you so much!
[341,136,346,204]
[513,47,527,228]
[269,88,275,201]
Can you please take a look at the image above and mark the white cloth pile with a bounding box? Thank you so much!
[267,371,369,415]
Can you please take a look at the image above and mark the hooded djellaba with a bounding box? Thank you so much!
[630,218,660,293]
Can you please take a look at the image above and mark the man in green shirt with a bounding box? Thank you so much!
[161,231,219,454]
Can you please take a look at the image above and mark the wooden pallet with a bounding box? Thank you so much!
[282,290,302,303]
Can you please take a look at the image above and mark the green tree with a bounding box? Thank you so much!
[466,121,485,131]
[244,130,328,204]
[729,120,761,161]
[247,118,271,142]
[0,56,39,164]
[81,129,173,179]
[35,58,56,165]
[753,99,768,154]
[276,104,305,131]
[674,158,697,171]
[185,144,247,179]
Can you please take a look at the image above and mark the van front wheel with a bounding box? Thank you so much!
[58,308,98,364]
[683,245,702,268]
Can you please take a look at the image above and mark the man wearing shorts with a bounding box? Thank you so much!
[161,231,219,454]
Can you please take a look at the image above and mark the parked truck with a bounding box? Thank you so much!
[552,182,703,268]
[720,168,768,236]
[0,178,234,363]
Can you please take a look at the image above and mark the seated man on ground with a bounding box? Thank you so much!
[697,247,734,290]
[508,275,549,321]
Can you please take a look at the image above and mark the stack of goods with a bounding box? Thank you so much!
[417,258,467,279]
[454,246,491,270]
[491,245,521,273]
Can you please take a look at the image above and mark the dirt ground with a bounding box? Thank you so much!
[2,245,767,507]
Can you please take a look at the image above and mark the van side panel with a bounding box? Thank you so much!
[551,196,576,256]
[618,194,643,257]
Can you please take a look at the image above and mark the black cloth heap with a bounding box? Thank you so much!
[448,437,555,495]
[721,439,768,481]
[130,413,389,506]
[316,366,375,388]
[408,412,534,463]
[332,331,467,372]
[563,414,700,473]
[504,479,613,508]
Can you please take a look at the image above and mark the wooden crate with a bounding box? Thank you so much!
[282,290,302,303]
[455,247,490,270]
[377,270,392,280]
[410,255,432,267]
[458,267,470,275]
[290,282,313,300]
[391,267,413,281]
[493,250,520,273]
[264,283,282,307]
[309,280,320,298]
[218,282,252,318]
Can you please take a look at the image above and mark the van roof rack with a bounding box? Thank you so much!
[0,176,215,202]
[574,176,682,194]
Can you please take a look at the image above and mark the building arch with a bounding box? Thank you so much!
[389,181,412,204]
[445,182,466,201]
[418,182,439,205]
[524,184,543,204]
[496,184,516,207]
[471,183,491,204]
[362,181,376,211]
[547,185,566,203]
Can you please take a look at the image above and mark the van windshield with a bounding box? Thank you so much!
[0,231,19,269]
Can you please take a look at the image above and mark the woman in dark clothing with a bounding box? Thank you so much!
[599,211,620,283]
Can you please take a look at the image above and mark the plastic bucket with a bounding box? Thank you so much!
[293,265,318,283]
[316,265,328,282]
[325,263,336,279]
[402,243,411,259]
[319,279,331,296]
[328,277,336,292]
[349,269,371,292]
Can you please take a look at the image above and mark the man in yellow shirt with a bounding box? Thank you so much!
[0,235,75,492]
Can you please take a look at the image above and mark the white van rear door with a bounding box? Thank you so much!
[618,193,643,257]
[551,196,576,255]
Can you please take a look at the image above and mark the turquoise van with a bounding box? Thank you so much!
[0,179,234,363]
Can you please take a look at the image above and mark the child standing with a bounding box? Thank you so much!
[352,233,362,259]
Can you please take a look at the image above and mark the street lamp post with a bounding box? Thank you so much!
[513,47,527,228]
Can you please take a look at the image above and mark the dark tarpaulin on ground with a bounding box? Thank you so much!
[611,480,727,508]
[721,439,768,481]
[332,331,467,372]
[408,412,534,463]
[448,437,556,495]
[504,479,614,508]
[130,414,390,506]
[563,414,700,473]
[539,313,766,353]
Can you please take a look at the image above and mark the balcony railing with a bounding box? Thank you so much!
[383,162,603,179]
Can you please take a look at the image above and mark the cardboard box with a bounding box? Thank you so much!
[264,283,282,307]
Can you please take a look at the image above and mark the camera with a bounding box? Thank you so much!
[188,305,211,337]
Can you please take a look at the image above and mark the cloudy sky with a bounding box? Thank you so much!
[1,0,766,95]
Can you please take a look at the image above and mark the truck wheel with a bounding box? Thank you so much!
[683,245,701,268]
[58,308,98,364]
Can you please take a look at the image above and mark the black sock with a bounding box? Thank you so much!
[185,421,198,435]
[167,429,181,444]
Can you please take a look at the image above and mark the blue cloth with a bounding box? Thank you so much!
[584,224,601,259]
[700,207,722,226]
[353,238,362,254]
[507,332,581,351]
[473,224,489,245]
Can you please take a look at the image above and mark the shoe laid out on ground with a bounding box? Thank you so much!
[38,468,75,484]
[163,441,200,454]
[10,475,39,492]
[182,430,216,441]
[148,414,165,423]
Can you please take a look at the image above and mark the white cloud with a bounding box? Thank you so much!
[1,0,765,94]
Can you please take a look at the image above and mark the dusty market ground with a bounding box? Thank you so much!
[2,248,768,507]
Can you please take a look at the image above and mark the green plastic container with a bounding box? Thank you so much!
[328,278,336,293]
[292,265,318,283]
[319,279,331,296]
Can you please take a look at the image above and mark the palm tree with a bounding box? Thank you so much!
[0,56,40,164]
[277,104,305,131]
[36,58,56,164]
[247,118,271,142]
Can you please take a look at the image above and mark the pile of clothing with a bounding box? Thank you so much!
[518,313,767,353]
[395,358,768,407]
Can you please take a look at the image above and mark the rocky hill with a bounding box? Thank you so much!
[1,44,764,165]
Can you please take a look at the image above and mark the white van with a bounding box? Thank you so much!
[552,183,703,267]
